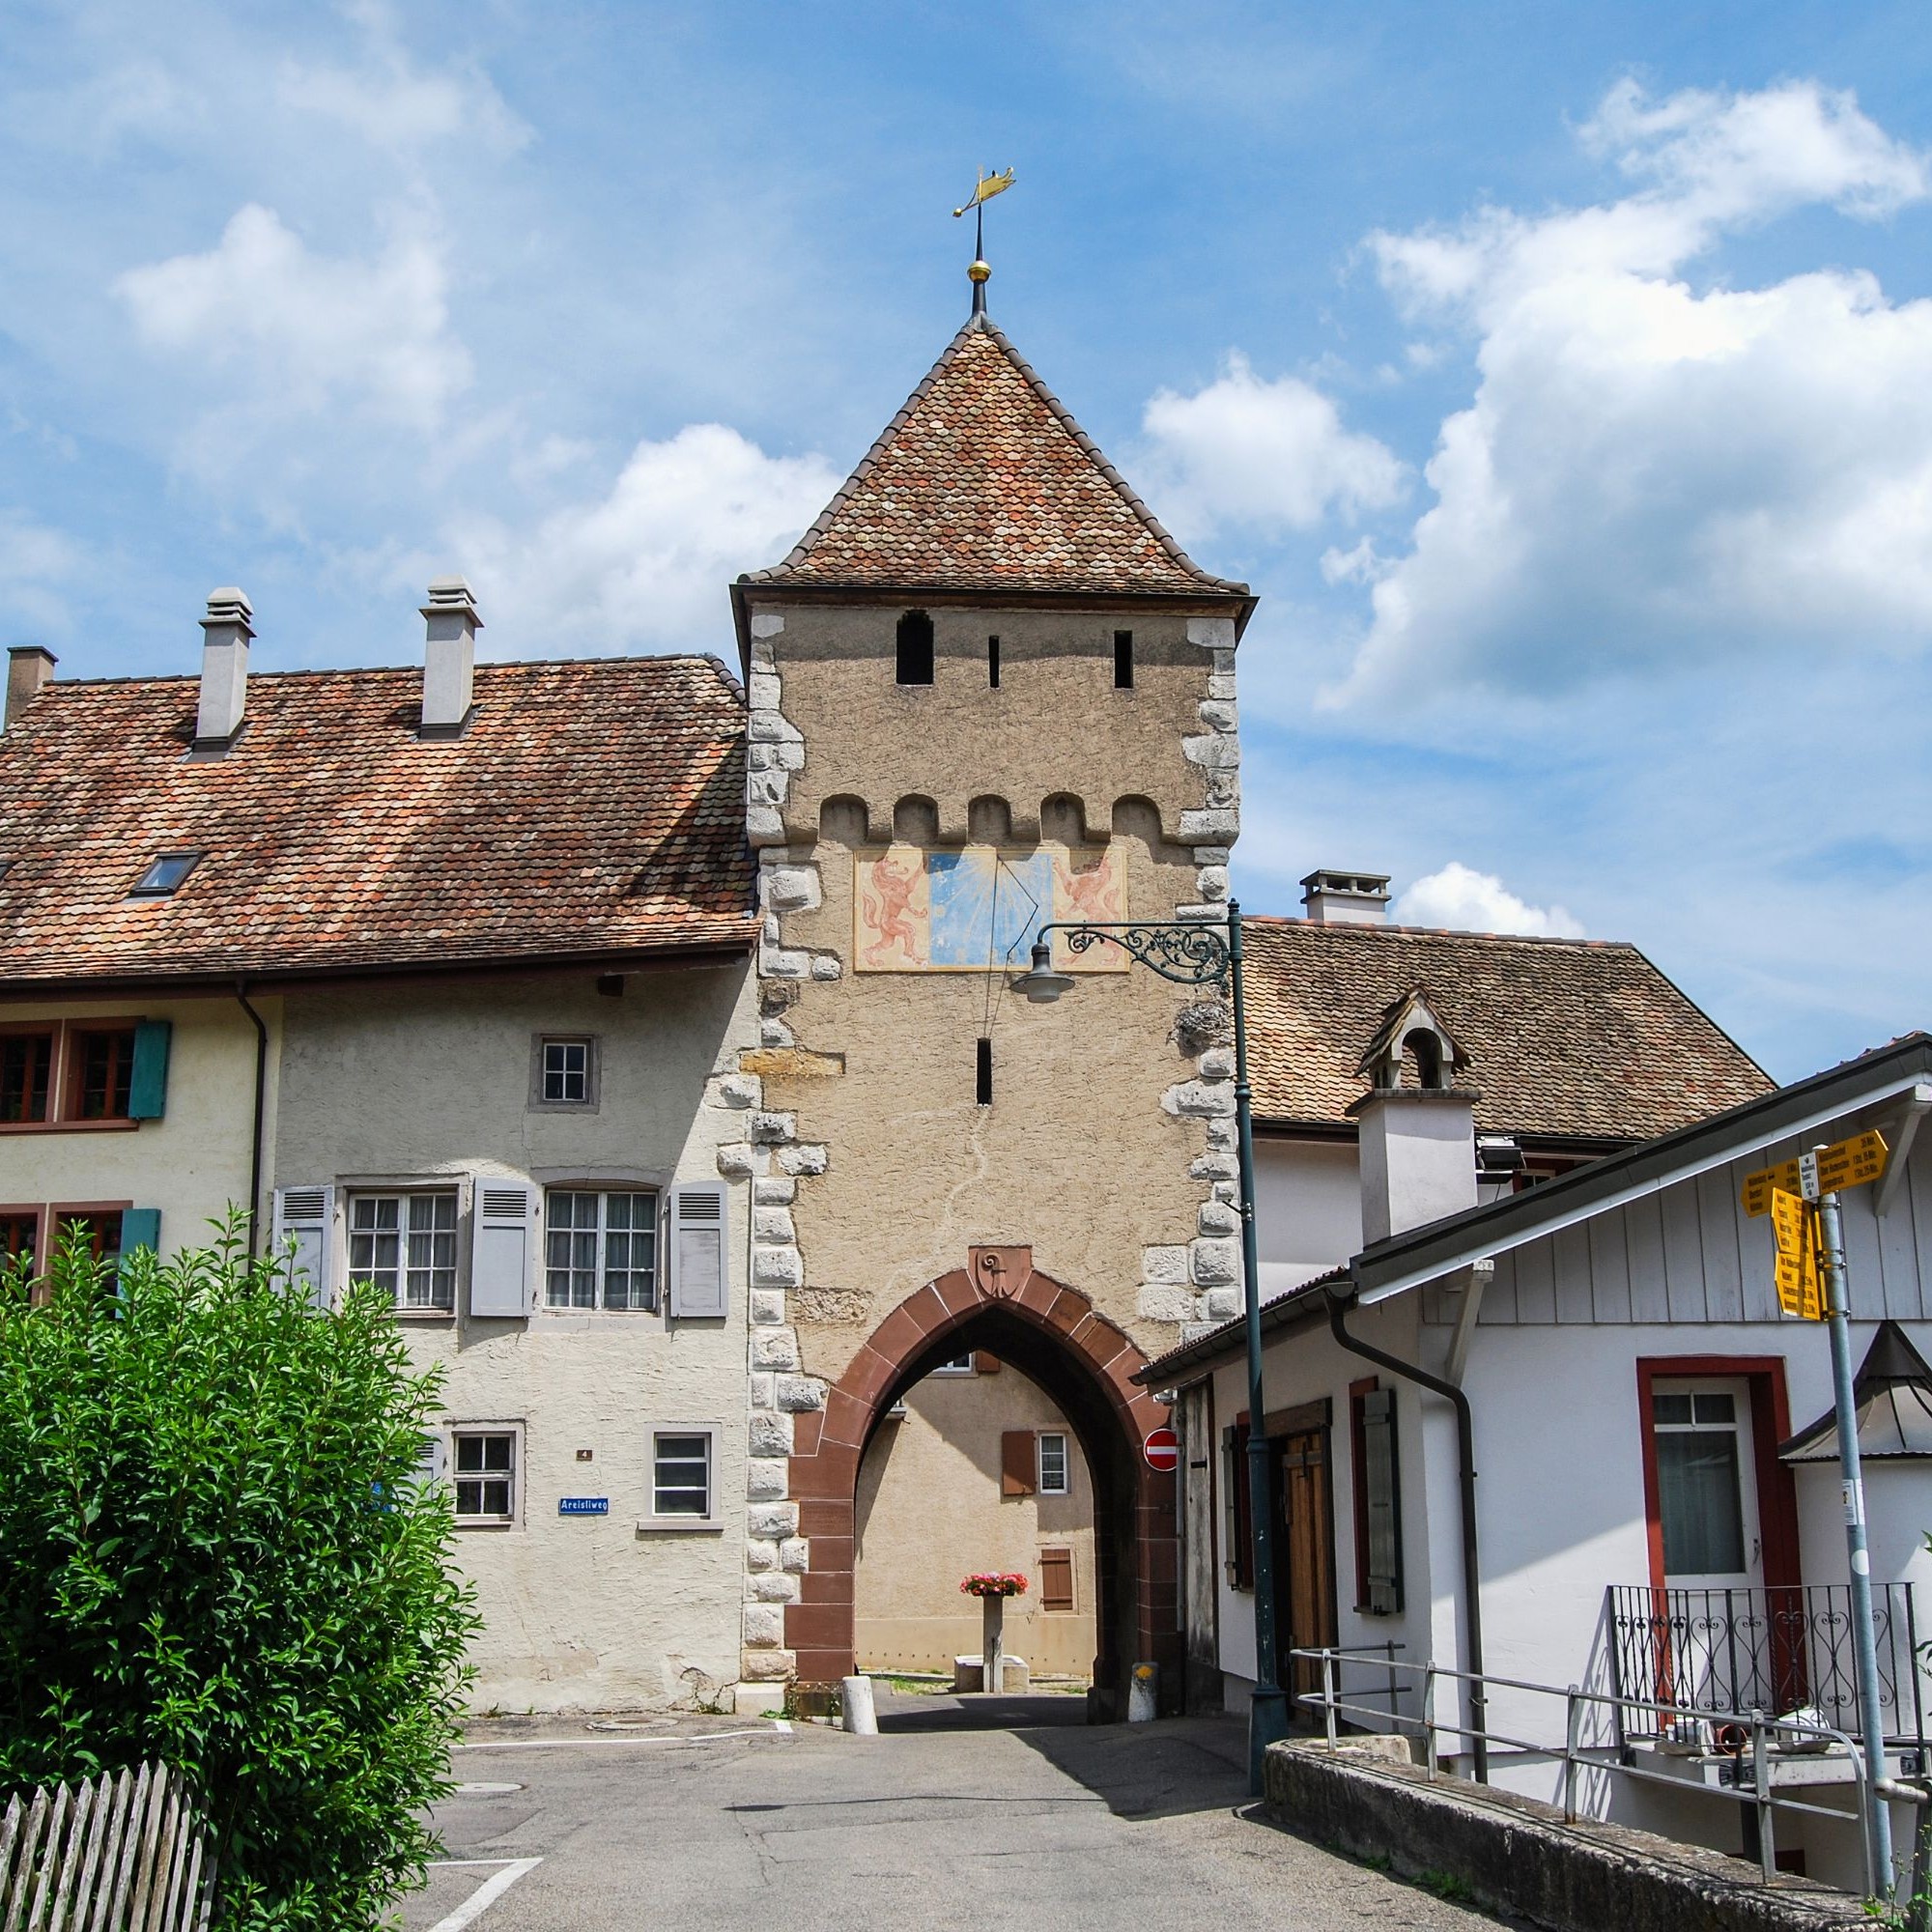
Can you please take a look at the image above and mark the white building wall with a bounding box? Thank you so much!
[1253,1137,1358,1296]
[271,961,757,1714]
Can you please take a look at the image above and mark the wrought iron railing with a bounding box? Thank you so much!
[1605,1583,1928,1748]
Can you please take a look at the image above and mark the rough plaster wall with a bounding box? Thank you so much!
[0,993,274,1253]
[853,1362,1097,1677]
[272,964,758,1713]
[731,598,1240,1687]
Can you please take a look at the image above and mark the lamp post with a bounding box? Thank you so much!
[1012,899,1290,1794]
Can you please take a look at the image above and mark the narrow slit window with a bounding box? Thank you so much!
[895,610,934,686]
[1113,630,1133,690]
[976,1037,992,1106]
[987,635,1001,689]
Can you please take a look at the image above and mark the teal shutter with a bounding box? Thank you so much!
[120,1208,161,1256]
[128,1020,173,1120]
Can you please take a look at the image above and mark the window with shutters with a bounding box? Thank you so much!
[544,1188,658,1311]
[451,1426,520,1526]
[1224,1422,1254,1590]
[0,1019,161,1131]
[1037,1431,1069,1495]
[1350,1380,1404,1615]
[1038,1546,1074,1611]
[349,1190,458,1312]
[644,1425,721,1527]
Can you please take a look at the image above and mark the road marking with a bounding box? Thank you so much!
[454,1725,785,1752]
[452,1782,523,1795]
[424,1857,541,1931]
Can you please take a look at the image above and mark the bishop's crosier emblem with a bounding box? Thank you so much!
[952,166,1016,314]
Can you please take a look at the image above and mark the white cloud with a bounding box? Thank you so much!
[449,424,841,654]
[1334,80,1932,706]
[115,204,470,432]
[1392,862,1584,939]
[1138,353,1406,539]
[0,512,83,636]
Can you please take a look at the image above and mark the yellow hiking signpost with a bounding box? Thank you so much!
[1738,1124,1895,1886]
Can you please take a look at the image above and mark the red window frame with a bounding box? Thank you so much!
[0,1020,144,1134]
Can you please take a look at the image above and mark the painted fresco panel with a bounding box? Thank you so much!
[853,843,1128,973]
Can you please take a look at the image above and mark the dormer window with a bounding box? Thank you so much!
[130,852,201,897]
[895,610,934,686]
[1357,985,1466,1094]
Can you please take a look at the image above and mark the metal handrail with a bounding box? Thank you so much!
[1291,1644,1888,1899]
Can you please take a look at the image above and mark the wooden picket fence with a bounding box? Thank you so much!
[0,1762,215,1931]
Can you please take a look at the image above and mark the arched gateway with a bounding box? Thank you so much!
[784,1248,1178,1713]
[720,294,1256,1719]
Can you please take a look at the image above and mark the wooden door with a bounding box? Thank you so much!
[1277,1429,1337,1702]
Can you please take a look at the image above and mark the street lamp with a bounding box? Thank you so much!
[1011,898,1291,1795]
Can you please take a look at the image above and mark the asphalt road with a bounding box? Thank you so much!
[403,1691,1498,1931]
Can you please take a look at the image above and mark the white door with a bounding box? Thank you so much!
[1653,1378,1762,1592]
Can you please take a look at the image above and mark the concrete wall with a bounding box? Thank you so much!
[854,1360,1097,1677]
[272,961,758,1713]
[0,991,272,1258]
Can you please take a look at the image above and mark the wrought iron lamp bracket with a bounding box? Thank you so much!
[1034,919,1231,991]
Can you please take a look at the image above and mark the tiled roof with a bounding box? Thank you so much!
[1244,918,1773,1141]
[743,315,1248,599]
[0,657,756,987]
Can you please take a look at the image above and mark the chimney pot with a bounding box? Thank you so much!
[420,577,480,735]
[5,645,57,730]
[195,589,254,746]
[1301,867,1391,925]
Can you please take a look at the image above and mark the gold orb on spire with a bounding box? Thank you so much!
[968,259,991,285]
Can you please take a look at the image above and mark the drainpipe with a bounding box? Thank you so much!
[235,981,269,1259]
[1324,1287,1489,1782]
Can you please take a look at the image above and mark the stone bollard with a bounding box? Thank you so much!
[1128,1662,1157,1723]
[840,1674,878,1736]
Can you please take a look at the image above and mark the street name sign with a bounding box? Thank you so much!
[557,1497,610,1516]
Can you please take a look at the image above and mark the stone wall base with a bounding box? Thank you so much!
[1264,1743,1867,1932]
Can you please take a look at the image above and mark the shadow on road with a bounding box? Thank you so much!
[874,1690,1090,1734]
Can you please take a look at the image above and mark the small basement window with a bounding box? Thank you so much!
[129,852,201,897]
[452,1428,519,1525]
[895,610,935,686]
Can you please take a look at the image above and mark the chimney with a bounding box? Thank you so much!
[420,578,481,737]
[1301,868,1391,925]
[195,588,254,747]
[5,646,56,729]
[1350,996,1476,1244]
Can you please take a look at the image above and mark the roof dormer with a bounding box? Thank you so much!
[1357,985,1469,1095]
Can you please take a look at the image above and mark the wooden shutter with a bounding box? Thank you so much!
[470,1183,534,1318]
[119,1208,161,1256]
[272,1184,334,1309]
[127,1020,173,1121]
[1362,1387,1404,1615]
[974,1351,1001,1374]
[1001,1430,1036,1496]
[1039,1546,1074,1611]
[1224,1423,1254,1588]
[668,1182,727,1319]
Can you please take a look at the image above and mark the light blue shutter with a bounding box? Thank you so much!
[128,1021,172,1120]
[272,1185,334,1309]
[119,1208,161,1256]
[668,1183,727,1319]
[470,1184,534,1318]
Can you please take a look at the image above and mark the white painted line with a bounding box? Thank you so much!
[771,1719,794,1734]
[425,1857,541,1931]
[454,1726,781,1752]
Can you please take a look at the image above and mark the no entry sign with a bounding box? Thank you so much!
[1143,1427,1179,1472]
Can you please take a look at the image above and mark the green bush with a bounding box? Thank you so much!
[0,1222,479,1930]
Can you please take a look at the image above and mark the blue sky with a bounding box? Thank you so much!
[4,2,1930,1081]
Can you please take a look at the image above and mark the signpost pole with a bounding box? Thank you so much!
[1809,1156,1894,1895]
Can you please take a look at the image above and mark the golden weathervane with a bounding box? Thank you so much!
[952,167,1016,313]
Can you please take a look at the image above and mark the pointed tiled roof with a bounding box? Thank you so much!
[742,315,1247,599]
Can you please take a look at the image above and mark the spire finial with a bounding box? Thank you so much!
[952,167,1015,316]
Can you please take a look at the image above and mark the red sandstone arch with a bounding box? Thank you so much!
[784,1245,1180,1716]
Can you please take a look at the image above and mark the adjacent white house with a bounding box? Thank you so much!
[1145,1024,1932,1891]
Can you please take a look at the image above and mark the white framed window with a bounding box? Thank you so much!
[544,1188,659,1310]
[933,1352,976,1376]
[530,1035,599,1110]
[451,1426,520,1526]
[642,1425,721,1529]
[348,1190,458,1312]
[1037,1431,1069,1495]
